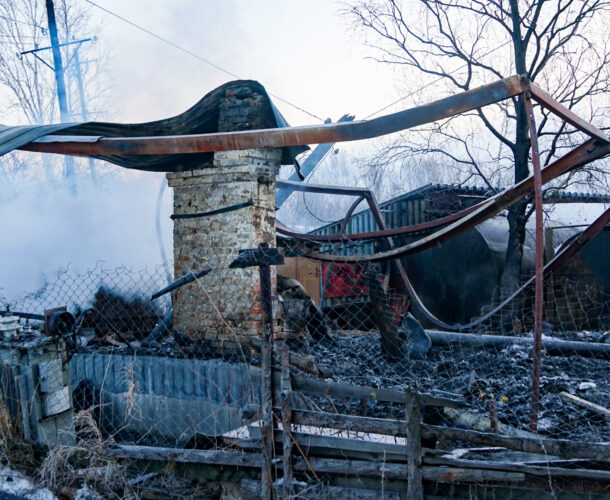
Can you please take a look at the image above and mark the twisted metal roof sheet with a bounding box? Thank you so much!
[0,80,306,171]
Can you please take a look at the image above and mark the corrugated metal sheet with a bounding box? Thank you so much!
[70,353,259,442]
[0,80,305,170]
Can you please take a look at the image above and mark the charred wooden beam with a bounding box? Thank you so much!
[248,424,419,459]
[230,243,285,500]
[292,457,526,483]
[108,444,261,467]
[365,264,404,360]
[288,409,610,461]
[406,389,424,500]
[424,456,610,481]
[272,370,466,408]
[109,442,609,487]
[279,342,293,498]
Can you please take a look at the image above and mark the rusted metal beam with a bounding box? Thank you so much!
[422,205,610,331]
[277,140,610,332]
[276,187,610,242]
[524,92,544,432]
[298,139,610,262]
[275,180,417,331]
[394,204,610,332]
[277,204,479,241]
[529,83,610,144]
[339,195,366,234]
[276,141,610,244]
[18,76,527,157]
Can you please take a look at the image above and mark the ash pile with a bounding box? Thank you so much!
[304,328,610,442]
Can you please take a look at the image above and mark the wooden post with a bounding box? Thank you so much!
[489,399,499,433]
[405,389,423,500]
[259,247,275,500]
[229,244,285,500]
[281,342,294,499]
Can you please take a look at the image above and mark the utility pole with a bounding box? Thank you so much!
[21,35,96,186]
[72,44,97,183]
[45,0,76,190]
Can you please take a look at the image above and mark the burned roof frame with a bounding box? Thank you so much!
[8,73,610,431]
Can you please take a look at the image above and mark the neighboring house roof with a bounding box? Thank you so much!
[0,80,306,172]
[381,183,610,204]
[310,183,610,237]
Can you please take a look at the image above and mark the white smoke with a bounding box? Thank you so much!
[0,156,173,303]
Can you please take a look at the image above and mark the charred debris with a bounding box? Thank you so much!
[0,76,609,498]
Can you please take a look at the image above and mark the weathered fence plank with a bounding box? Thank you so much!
[406,389,423,500]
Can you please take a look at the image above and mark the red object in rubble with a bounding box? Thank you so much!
[321,263,370,298]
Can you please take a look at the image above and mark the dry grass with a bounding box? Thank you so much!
[39,408,130,499]
[123,360,141,422]
[0,394,14,439]
[0,394,15,465]
[0,393,34,468]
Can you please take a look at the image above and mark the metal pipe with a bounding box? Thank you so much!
[141,310,173,346]
[0,310,45,321]
[298,140,610,262]
[426,330,610,359]
[277,140,610,245]
[150,268,213,300]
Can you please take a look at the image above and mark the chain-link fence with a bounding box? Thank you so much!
[279,228,610,441]
[0,222,609,497]
[3,250,610,441]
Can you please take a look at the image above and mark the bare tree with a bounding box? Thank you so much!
[0,0,108,189]
[345,0,610,292]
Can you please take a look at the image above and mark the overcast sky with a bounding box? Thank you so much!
[93,0,401,128]
[0,0,410,300]
[0,0,604,302]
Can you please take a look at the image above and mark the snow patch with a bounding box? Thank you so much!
[0,466,56,500]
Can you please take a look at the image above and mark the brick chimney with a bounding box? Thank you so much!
[167,85,281,347]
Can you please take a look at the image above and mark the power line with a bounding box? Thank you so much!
[0,40,39,47]
[364,40,513,120]
[0,15,45,30]
[0,34,40,39]
[301,191,336,223]
[82,0,324,122]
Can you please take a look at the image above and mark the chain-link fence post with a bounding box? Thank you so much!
[230,243,284,499]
